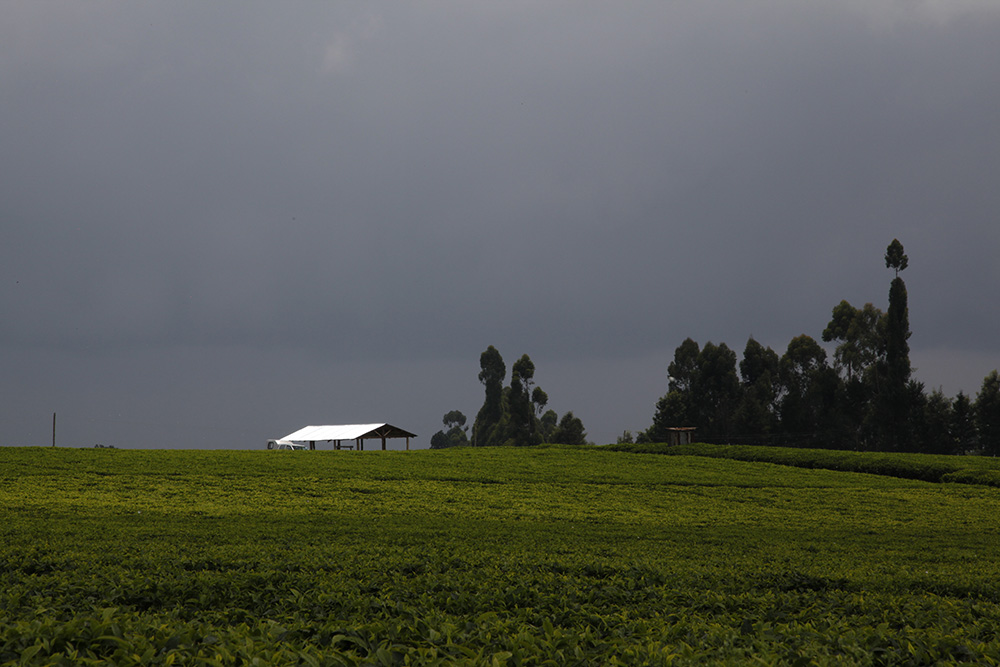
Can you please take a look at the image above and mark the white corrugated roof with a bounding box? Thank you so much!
[281,423,417,442]
[282,424,386,441]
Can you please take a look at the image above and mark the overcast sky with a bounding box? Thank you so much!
[3,1,999,449]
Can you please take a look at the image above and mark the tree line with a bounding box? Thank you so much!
[431,346,589,448]
[631,240,1000,455]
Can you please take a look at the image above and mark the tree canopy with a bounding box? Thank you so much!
[430,411,470,449]
[472,346,506,447]
[640,239,1000,454]
[435,346,590,448]
[884,238,908,276]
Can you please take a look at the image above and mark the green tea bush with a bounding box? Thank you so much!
[609,442,1000,485]
[941,468,1000,487]
[2,446,1000,664]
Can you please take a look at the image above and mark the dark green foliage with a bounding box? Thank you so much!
[693,342,741,439]
[531,387,548,414]
[779,335,840,445]
[667,337,700,394]
[645,339,702,443]
[779,335,828,404]
[885,237,909,276]
[444,410,467,428]
[550,411,587,445]
[739,337,780,396]
[822,301,885,383]
[646,390,690,443]
[821,300,886,449]
[733,338,781,440]
[975,370,1000,455]
[538,409,558,442]
[430,411,470,449]
[951,392,977,453]
[650,339,740,443]
[638,238,996,455]
[916,387,954,455]
[472,346,506,447]
[882,274,912,450]
[504,354,540,446]
[511,353,535,382]
[466,346,585,447]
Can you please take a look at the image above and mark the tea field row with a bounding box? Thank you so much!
[2,446,999,664]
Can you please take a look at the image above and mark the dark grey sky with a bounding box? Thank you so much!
[3,2,999,448]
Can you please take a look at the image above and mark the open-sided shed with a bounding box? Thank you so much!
[281,424,417,451]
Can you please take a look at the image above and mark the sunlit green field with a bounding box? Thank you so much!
[2,445,1000,665]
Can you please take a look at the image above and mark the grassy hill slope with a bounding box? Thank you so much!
[607,441,1000,486]
[2,446,1000,665]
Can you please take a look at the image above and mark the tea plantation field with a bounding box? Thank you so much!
[3,445,1000,665]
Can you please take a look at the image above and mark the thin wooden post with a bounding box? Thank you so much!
[406,437,410,451]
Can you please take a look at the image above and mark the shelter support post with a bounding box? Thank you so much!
[381,436,386,450]
[406,437,409,451]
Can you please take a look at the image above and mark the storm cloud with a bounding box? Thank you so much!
[3,2,999,448]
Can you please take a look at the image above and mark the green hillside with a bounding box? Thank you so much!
[2,446,1000,665]
[608,442,1000,486]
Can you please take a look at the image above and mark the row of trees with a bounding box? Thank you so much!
[636,240,1000,455]
[431,346,589,448]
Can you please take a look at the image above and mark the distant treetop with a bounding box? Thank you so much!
[885,239,908,277]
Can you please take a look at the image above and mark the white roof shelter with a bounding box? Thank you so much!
[281,423,417,450]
